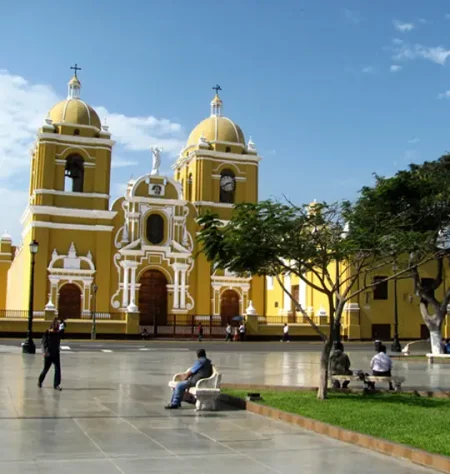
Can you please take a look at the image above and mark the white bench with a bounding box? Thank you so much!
[330,374,364,387]
[330,374,405,391]
[168,366,222,411]
[426,353,450,364]
[365,376,405,391]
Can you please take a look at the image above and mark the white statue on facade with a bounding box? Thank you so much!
[151,146,163,175]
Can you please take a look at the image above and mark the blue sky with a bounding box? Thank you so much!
[1,0,450,240]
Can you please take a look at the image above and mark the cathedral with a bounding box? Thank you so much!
[0,71,448,341]
[0,71,264,336]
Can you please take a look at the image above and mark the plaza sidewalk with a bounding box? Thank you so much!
[0,350,440,473]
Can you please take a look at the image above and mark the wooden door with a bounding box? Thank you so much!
[220,289,240,325]
[138,270,167,328]
[59,284,81,319]
[371,324,391,341]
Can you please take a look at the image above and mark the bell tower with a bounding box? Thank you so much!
[173,87,261,220]
[8,67,117,315]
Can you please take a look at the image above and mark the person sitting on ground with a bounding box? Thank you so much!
[369,344,394,390]
[165,348,213,409]
[330,342,353,388]
[141,328,149,340]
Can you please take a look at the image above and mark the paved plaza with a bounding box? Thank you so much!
[0,344,444,473]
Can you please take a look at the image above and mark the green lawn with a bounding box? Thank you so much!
[224,389,450,457]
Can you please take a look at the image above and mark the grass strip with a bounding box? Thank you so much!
[223,389,450,457]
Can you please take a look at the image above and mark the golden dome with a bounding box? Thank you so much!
[48,98,101,129]
[186,115,245,148]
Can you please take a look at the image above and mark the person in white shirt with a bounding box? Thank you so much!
[369,345,394,390]
[225,324,232,342]
[282,323,289,342]
[239,323,246,341]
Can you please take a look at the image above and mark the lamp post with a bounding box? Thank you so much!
[22,240,39,354]
[91,284,98,340]
[335,259,341,344]
[391,262,402,352]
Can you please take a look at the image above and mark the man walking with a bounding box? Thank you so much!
[38,318,62,391]
[165,349,213,409]
[282,323,289,342]
[225,323,232,341]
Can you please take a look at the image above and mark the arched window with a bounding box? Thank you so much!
[74,129,80,136]
[219,169,236,203]
[146,214,165,245]
[225,146,231,153]
[64,155,84,192]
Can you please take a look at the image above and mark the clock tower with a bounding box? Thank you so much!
[172,88,261,221]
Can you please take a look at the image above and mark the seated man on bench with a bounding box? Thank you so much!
[330,342,353,388]
[368,344,394,390]
[165,349,213,409]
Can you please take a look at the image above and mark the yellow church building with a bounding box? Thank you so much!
[0,71,448,341]
[0,72,263,337]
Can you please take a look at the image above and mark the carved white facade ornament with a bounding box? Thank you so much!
[198,132,209,148]
[246,300,257,315]
[47,243,96,315]
[247,136,257,154]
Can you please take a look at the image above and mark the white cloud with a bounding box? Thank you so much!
[95,107,185,154]
[408,137,420,144]
[393,20,415,32]
[438,90,450,99]
[344,9,360,24]
[392,39,450,65]
[0,70,59,179]
[418,18,428,24]
[0,187,29,240]
[362,66,374,74]
[390,64,402,72]
[0,70,187,241]
[111,157,139,169]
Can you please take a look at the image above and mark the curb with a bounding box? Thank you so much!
[220,393,450,473]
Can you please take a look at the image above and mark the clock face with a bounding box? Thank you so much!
[220,175,235,192]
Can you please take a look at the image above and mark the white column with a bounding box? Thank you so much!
[283,274,291,312]
[122,265,130,307]
[180,268,187,309]
[83,282,91,313]
[127,264,138,312]
[45,279,58,310]
[173,269,180,309]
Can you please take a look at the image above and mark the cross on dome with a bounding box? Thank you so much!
[68,63,82,99]
[70,63,82,77]
[210,84,223,116]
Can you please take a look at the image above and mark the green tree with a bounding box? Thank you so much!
[198,200,431,399]
[353,155,450,354]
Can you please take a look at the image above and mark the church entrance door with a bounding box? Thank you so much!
[138,270,167,333]
[220,289,240,325]
[59,283,81,319]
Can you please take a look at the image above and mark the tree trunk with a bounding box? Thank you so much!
[419,303,445,354]
[429,327,444,354]
[317,338,333,400]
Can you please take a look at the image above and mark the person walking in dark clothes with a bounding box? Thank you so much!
[197,322,203,342]
[38,318,62,391]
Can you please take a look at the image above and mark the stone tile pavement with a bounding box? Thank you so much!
[0,349,442,473]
